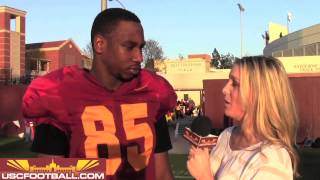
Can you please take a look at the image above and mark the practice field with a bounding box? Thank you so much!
[0,137,319,180]
[0,137,37,158]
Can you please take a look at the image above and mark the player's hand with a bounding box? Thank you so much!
[186,146,213,180]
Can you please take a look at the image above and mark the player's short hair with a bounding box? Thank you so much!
[91,8,141,49]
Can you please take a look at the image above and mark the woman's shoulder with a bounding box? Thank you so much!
[260,144,292,165]
[219,126,236,138]
[244,144,293,179]
[213,126,236,148]
[243,144,293,180]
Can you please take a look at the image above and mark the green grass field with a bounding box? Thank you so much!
[1,137,320,179]
[0,137,37,158]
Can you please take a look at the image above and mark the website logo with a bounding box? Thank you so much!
[0,158,105,180]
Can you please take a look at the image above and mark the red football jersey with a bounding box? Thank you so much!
[23,66,177,179]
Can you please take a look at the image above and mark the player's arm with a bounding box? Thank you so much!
[31,124,69,157]
[154,152,173,180]
[154,115,174,180]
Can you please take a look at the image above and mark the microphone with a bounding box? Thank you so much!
[183,116,218,148]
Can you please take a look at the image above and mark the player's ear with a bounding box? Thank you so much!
[93,34,107,54]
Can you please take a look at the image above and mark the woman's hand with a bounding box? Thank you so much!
[187,146,213,180]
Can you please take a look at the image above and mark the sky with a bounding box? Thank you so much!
[1,0,320,59]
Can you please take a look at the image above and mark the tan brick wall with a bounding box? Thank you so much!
[20,35,25,76]
[0,31,10,82]
[10,31,20,78]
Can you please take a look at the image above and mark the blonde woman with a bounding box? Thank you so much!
[187,56,299,180]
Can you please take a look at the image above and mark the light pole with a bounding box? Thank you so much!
[101,0,126,11]
[101,0,107,11]
[287,12,292,33]
[110,0,126,9]
[237,3,245,58]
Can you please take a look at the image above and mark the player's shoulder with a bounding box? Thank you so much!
[30,66,83,87]
[38,65,82,81]
[140,69,164,80]
[140,69,174,90]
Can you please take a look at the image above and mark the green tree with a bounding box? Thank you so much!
[211,48,221,68]
[211,48,236,69]
[219,53,236,69]
[143,39,164,71]
[178,53,184,60]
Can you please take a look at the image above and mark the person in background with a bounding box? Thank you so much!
[185,98,195,116]
[23,8,176,180]
[175,101,184,119]
[187,56,299,180]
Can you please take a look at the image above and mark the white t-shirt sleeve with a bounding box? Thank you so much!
[244,146,293,180]
[209,127,233,175]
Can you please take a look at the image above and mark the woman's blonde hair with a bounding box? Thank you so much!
[235,56,299,176]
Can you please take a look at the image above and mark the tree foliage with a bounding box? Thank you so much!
[178,54,184,60]
[211,48,236,69]
[220,53,236,69]
[143,39,164,71]
[211,48,220,67]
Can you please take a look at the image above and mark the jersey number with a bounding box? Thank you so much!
[81,103,153,175]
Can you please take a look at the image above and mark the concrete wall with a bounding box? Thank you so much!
[268,22,288,43]
[264,24,320,56]
[279,56,320,74]
[155,58,211,74]
[165,59,210,74]
[158,69,230,106]
[158,69,230,90]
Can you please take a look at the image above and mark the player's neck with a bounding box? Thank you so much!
[90,65,122,91]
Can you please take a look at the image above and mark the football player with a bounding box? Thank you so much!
[23,8,177,180]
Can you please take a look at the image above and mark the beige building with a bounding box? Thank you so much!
[154,55,230,106]
[264,23,320,74]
